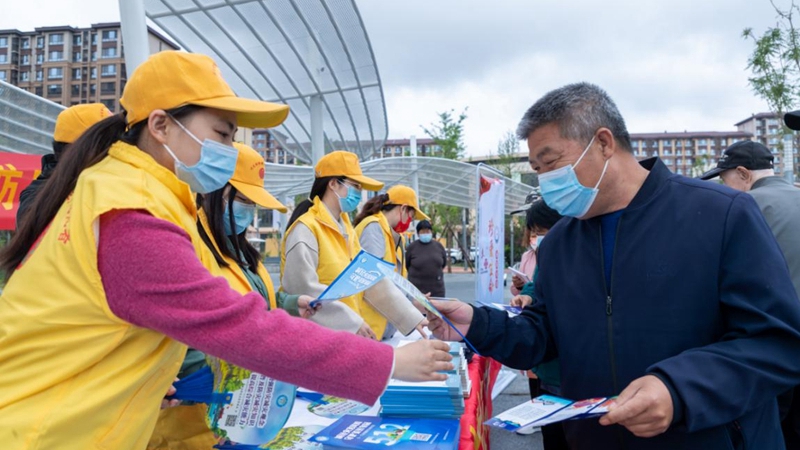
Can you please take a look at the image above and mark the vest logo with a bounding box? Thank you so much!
[57,194,74,244]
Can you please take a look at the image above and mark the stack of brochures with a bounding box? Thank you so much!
[486,394,615,434]
[379,341,468,420]
[310,415,460,450]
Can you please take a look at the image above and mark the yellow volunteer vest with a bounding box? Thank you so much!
[198,208,277,309]
[354,213,408,337]
[281,197,363,318]
[0,141,220,450]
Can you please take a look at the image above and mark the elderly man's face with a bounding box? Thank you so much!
[527,123,606,186]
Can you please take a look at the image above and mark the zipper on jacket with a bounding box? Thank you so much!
[599,217,623,395]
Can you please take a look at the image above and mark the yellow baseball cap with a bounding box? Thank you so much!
[53,103,112,143]
[120,51,289,129]
[386,185,429,220]
[314,151,383,191]
[230,142,287,212]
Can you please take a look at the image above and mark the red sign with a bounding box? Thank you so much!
[0,152,44,230]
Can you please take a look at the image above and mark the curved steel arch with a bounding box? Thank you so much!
[144,0,388,163]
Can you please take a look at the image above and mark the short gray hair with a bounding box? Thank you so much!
[516,82,632,152]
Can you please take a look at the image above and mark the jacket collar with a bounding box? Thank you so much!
[621,157,672,212]
[752,175,790,190]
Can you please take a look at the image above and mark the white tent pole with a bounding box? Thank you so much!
[118,0,150,78]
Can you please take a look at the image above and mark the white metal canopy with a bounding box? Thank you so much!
[263,157,532,213]
[0,80,64,155]
[143,0,388,163]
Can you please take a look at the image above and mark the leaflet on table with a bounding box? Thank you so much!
[311,250,395,307]
[486,395,614,432]
[214,425,325,449]
[506,267,531,283]
[477,301,522,315]
[206,357,297,446]
[296,390,370,419]
[309,415,459,449]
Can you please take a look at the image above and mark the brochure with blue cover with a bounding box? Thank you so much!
[309,415,459,450]
[310,250,395,307]
[486,395,615,433]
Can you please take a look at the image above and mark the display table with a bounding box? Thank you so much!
[283,331,501,450]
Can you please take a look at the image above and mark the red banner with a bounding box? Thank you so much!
[459,355,502,450]
[0,152,43,230]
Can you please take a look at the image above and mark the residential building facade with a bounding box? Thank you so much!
[735,112,799,176]
[379,138,443,158]
[0,23,177,112]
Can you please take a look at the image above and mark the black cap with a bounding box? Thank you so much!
[510,191,540,215]
[698,140,774,180]
[785,110,800,130]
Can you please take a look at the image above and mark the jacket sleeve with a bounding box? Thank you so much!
[465,274,556,370]
[363,279,425,336]
[649,193,800,432]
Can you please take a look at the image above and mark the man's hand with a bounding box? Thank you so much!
[297,295,319,319]
[512,275,526,290]
[599,375,674,438]
[357,322,377,340]
[510,294,533,308]
[428,299,473,341]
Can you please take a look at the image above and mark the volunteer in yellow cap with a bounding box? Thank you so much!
[281,152,426,340]
[353,185,431,339]
[0,51,453,450]
[16,103,112,224]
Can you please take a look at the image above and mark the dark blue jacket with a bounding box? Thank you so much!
[467,158,800,449]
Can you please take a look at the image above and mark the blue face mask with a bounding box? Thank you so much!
[162,116,238,194]
[536,235,545,247]
[335,181,362,214]
[538,135,609,218]
[419,233,433,244]
[224,200,256,236]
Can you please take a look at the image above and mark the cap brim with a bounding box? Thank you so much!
[347,174,384,191]
[231,180,288,213]
[786,111,800,131]
[412,207,430,221]
[191,96,290,129]
[510,203,533,215]
[698,167,724,180]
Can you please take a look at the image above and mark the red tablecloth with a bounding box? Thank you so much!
[459,355,502,450]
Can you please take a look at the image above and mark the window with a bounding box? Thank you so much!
[72,68,81,80]
[47,67,63,79]
[100,99,115,111]
[663,159,672,165]
[21,38,29,49]
[47,84,62,96]
[49,51,63,61]
[36,36,44,48]
[101,47,117,58]
[71,84,80,96]
[90,84,96,95]
[677,168,683,175]
[21,54,29,65]
[35,69,42,81]
[100,81,115,95]
[72,35,81,46]
[72,52,81,62]
[0,71,5,81]
[91,51,97,61]
[91,34,97,45]
[36,53,43,64]
[0,54,6,63]
[101,64,116,77]
[49,33,64,45]
[677,150,682,156]
[698,139,707,146]
[20,71,28,82]
[90,67,96,79]
[0,37,7,48]
[102,30,118,41]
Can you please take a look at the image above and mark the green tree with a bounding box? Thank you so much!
[490,130,520,178]
[422,108,472,272]
[743,0,800,124]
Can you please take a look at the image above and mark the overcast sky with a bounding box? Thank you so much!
[0,0,782,157]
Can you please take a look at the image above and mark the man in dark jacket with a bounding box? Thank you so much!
[429,82,800,449]
[16,103,111,224]
[701,138,800,448]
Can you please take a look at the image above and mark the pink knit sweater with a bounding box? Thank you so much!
[99,209,393,405]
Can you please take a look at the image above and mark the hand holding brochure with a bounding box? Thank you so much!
[486,395,615,433]
[506,267,531,283]
[311,250,395,307]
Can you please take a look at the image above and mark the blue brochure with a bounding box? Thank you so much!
[309,415,459,449]
[310,250,395,307]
